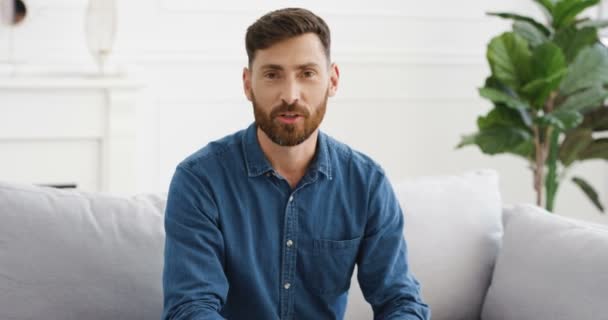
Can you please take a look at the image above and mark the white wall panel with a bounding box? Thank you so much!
[140,61,245,103]
[0,0,605,222]
[157,101,253,186]
[0,28,10,61]
[135,57,487,104]
[0,91,104,138]
[159,0,542,20]
[10,10,90,62]
[337,62,487,100]
[137,11,509,56]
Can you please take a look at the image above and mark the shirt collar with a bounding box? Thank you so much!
[242,123,332,179]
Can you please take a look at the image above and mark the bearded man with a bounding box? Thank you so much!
[162,7,430,320]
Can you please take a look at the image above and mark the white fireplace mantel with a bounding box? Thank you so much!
[0,75,143,195]
[0,76,142,90]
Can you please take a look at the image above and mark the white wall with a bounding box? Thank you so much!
[1,0,607,224]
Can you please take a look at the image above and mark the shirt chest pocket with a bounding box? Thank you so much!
[303,237,361,295]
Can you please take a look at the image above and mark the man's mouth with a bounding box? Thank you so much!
[280,113,300,118]
[277,113,302,124]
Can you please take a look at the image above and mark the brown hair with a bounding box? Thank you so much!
[245,8,331,66]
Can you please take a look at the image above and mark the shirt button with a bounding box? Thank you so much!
[286,239,293,247]
[289,195,294,202]
[284,283,291,289]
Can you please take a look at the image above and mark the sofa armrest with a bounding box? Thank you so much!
[481,204,608,320]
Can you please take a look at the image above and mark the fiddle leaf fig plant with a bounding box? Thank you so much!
[458,0,608,213]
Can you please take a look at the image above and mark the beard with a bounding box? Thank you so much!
[252,90,328,147]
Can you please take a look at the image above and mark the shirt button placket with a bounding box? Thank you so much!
[281,193,297,319]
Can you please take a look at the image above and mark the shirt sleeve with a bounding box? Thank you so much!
[356,171,431,320]
[162,165,228,320]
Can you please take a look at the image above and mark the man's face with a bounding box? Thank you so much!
[243,33,339,146]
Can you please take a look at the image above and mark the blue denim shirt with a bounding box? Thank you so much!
[162,123,430,320]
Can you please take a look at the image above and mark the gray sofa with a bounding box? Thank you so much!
[1,170,607,320]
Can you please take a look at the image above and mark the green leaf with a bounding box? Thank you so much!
[552,0,600,29]
[456,128,533,158]
[579,138,608,160]
[477,104,530,130]
[577,19,608,28]
[484,76,518,98]
[521,71,567,108]
[534,0,557,15]
[456,133,477,148]
[512,140,535,158]
[521,42,567,107]
[479,87,530,111]
[560,44,608,95]
[537,0,558,10]
[571,176,605,213]
[473,103,533,157]
[554,110,584,129]
[553,26,599,62]
[487,12,552,36]
[558,85,608,112]
[559,128,593,166]
[513,21,550,47]
[478,87,534,126]
[580,106,608,131]
[487,32,533,90]
[536,110,583,130]
[480,78,534,126]
[531,42,567,81]
[474,127,533,155]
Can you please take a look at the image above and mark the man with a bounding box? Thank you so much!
[162,7,430,320]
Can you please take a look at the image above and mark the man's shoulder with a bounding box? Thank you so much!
[178,129,245,173]
[322,132,385,176]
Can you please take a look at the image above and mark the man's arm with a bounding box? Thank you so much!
[357,171,430,320]
[162,165,228,320]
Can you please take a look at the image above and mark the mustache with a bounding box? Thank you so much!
[270,100,310,118]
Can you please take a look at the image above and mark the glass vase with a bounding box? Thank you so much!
[84,0,117,75]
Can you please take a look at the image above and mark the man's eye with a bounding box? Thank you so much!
[264,72,278,79]
[302,71,316,78]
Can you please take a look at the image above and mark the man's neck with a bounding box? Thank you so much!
[256,127,318,189]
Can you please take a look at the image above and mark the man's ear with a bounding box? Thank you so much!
[243,67,253,101]
[328,63,340,97]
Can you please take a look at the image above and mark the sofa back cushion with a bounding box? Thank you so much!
[481,204,608,320]
[0,169,503,320]
[345,170,504,320]
[0,182,166,320]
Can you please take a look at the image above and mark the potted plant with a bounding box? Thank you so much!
[458,0,608,213]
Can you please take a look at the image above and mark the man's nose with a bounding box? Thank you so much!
[280,78,301,105]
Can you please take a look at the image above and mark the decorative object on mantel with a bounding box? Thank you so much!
[0,0,27,76]
[0,0,27,25]
[457,0,608,214]
[84,0,117,76]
